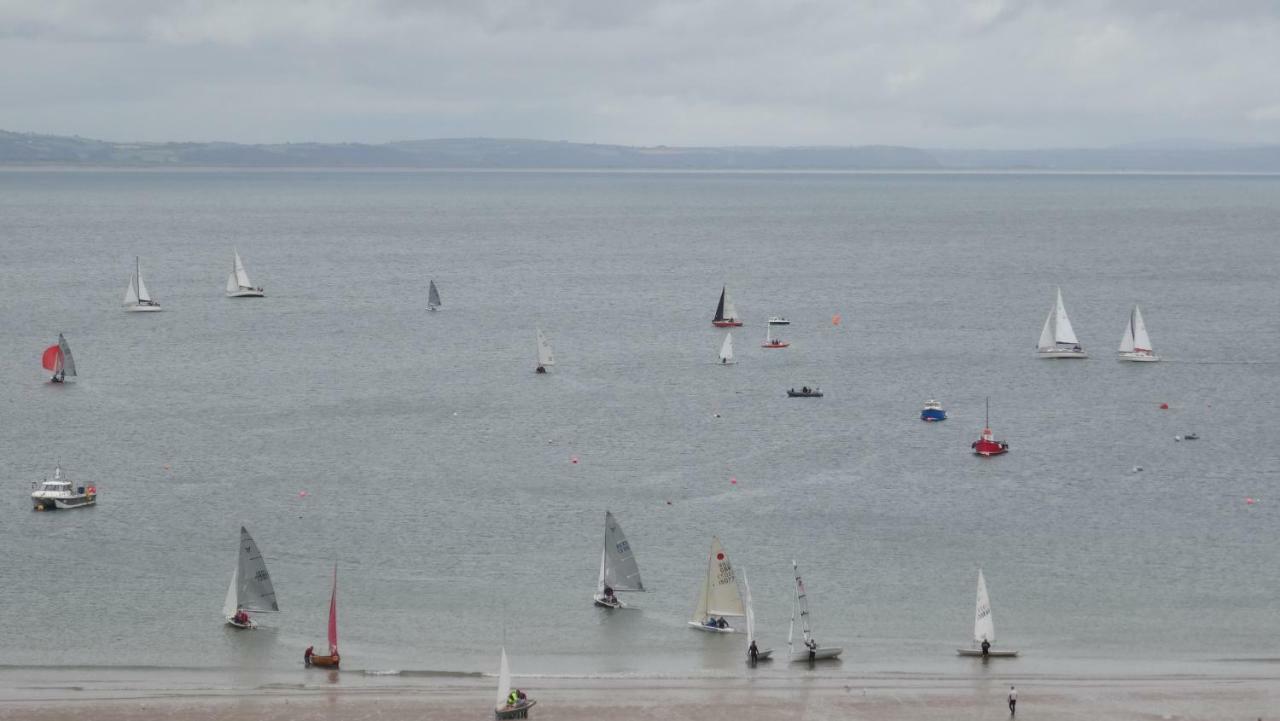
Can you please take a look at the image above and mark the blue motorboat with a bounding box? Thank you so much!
[921,399,947,422]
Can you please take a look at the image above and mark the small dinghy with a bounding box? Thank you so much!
[787,387,823,398]
[956,569,1019,658]
[592,511,645,608]
[122,256,162,312]
[1036,288,1085,358]
[742,568,773,662]
[712,286,743,327]
[1117,305,1158,361]
[222,526,279,629]
[688,537,745,633]
[494,648,536,719]
[305,566,340,668]
[787,560,842,661]
[535,328,555,374]
[225,249,264,297]
[921,399,946,422]
[972,398,1009,456]
[42,334,76,383]
[427,280,442,311]
[718,333,737,365]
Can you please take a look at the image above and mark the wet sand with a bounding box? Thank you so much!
[0,672,1274,721]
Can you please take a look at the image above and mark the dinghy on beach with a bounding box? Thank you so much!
[787,560,842,661]
[222,526,279,629]
[305,566,340,668]
[957,569,1019,658]
[688,537,744,633]
[742,568,772,662]
[494,647,536,719]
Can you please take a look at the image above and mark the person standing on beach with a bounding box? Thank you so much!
[1008,686,1017,715]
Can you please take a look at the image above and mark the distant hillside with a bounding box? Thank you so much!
[2,130,1279,171]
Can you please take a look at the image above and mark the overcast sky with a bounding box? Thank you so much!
[2,0,1278,148]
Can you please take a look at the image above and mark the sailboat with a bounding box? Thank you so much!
[761,322,790,349]
[221,526,279,629]
[1118,305,1159,362]
[1036,287,1085,357]
[494,647,536,719]
[787,560,842,661]
[122,256,162,312]
[688,536,745,633]
[971,397,1009,456]
[427,280,442,311]
[742,567,773,662]
[42,333,76,383]
[225,249,264,297]
[712,286,743,327]
[718,333,736,365]
[593,511,645,608]
[305,565,340,668]
[957,569,1019,657]
[535,328,555,374]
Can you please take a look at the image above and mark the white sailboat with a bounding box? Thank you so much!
[494,647,536,719]
[122,256,162,312]
[688,536,745,633]
[718,332,736,365]
[1036,287,1084,357]
[1118,305,1159,362]
[535,328,555,373]
[742,567,773,661]
[225,249,264,297]
[221,526,279,628]
[593,511,645,609]
[427,280,442,311]
[956,569,1018,657]
[787,560,842,661]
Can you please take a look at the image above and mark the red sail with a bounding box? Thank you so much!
[327,565,338,655]
[42,345,62,372]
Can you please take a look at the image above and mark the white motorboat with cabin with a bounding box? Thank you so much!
[956,569,1019,657]
[225,249,265,297]
[1036,288,1085,358]
[123,256,162,311]
[31,466,96,510]
[688,537,745,633]
[593,511,645,608]
[1118,305,1159,361]
[222,526,280,629]
[788,560,842,661]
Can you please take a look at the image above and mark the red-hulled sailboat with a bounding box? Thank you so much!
[305,565,340,668]
[971,398,1008,457]
[712,286,743,327]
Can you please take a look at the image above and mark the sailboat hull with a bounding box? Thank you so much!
[750,649,774,661]
[957,648,1019,657]
[226,289,265,298]
[495,699,536,720]
[761,341,790,349]
[1118,352,1159,362]
[593,594,628,609]
[713,320,743,327]
[1036,347,1087,358]
[226,617,255,629]
[124,304,163,312]
[307,654,339,668]
[688,621,741,633]
[789,647,842,661]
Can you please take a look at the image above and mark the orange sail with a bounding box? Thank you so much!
[42,345,62,372]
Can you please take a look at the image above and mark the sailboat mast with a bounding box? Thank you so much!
[985,397,990,427]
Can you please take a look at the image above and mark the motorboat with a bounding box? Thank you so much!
[921,400,947,422]
[787,387,823,398]
[31,466,96,510]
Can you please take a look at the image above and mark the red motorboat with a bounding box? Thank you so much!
[972,398,1008,456]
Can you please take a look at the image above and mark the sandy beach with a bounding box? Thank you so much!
[0,670,1274,721]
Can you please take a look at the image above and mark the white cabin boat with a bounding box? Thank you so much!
[957,569,1019,657]
[222,526,280,628]
[688,537,745,633]
[1118,305,1159,362]
[718,333,736,365]
[1036,288,1084,358]
[225,249,264,297]
[593,511,645,608]
[123,256,162,312]
[31,465,96,510]
[788,560,842,661]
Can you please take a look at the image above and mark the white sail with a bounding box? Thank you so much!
[1118,312,1136,352]
[226,271,239,294]
[600,511,644,592]
[136,259,153,303]
[723,290,739,321]
[123,273,139,306]
[743,567,759,644]
[495,647,511,708]
[691,536,745,621]
[1131,305,1152,351]
[233,249,253,289]
[719,333,734,363]
[536,328,555,367]
[974,569,995,644]
[428,280,442,308]
[58,334,76,378]
[1052,288,1078,344]
[1037,311,1054,350]
[221,567,239,619]
[235,526,279,613]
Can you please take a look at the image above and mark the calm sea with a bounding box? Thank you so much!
[0,169,1277,683]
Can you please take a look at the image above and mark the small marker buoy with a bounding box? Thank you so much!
[1131,466,1143,473]
[666,500,672,505]
[730,477,737,485]
[298,490,309,498]
[1174,435,1182,441]
[832,314,842,326]
[570,455,579,464]
[1159,403,1169,410]
[1246,497,1256,505]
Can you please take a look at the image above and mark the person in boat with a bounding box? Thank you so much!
[717,617,728,629]
[304,645,314,666]
[516,690,527,702]
[749,640,759,663]
[233,610,250,625]
[507,689,519,706]
[981,639,991,658]
[704,617,718,628]
[535,365,546,374]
